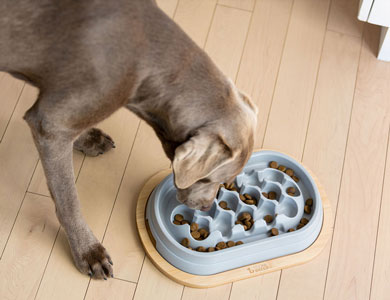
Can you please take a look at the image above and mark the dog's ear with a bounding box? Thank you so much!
[173,133,235,189]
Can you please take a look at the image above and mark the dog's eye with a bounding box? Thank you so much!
[197,178,211,184]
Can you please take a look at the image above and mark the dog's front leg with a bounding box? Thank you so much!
[24,97,113,280]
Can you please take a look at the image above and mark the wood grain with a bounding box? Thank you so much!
[85,278,136,300]
[276,30,362,300]
[174,0,217,48]
[218,0,255,11]
[0,193,58,300]
[235,0,293,147]
[0,73,24,141]
[204,5,251,79]
[324,24,390,300]
[156,0,178,18]
[0,84,39,253]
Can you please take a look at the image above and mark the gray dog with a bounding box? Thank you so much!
[0,0,257,279]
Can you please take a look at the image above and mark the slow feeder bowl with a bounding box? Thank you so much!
[136,150,332,288]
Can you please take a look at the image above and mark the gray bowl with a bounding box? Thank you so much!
[146,150,323,275]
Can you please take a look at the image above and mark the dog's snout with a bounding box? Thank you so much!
[200,205,212,211]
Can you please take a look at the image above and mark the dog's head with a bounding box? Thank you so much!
[173,81,257,211]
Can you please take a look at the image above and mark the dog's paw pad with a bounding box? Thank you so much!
[74,128,115,157]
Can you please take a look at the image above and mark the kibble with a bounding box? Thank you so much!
[300,218,309,225]
[173,220,181,225]
[227,241,235,247]
[286,169,294,177]
[305,198,313,206]
[244,193,252,200]
[269,161,278,169]
[262,192,268,198]
[191,231,201,239]
[304,205,312,214]
[216,241,227,249]
[292,175,300,183]
[190,222,199,232]
[239,194,246,201]
[207,247,215,252]
[297,223,305,229]
[174,214,184,222]
[278,165,287,172]
[199,228,209,239]
[181,220,190,225]
[245,199,256,205]
[197,246,206,252]
[264,215,274,223]
[286,187,296,195]
[235,241,244,246]
[288,228,295,232]
[219,201,228,209]
[271,228,279,236]
[181,238,190,247]
[268,191,277,200]
[239,212,251,221]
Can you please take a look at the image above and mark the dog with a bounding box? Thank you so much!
[0,0,257,279]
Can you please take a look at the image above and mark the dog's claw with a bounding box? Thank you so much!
[108,258,113,265]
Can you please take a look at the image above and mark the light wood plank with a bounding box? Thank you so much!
[0,74,24,141]
[85,278,136,300]
[182,284,231,300]
[328,0,364,38]
[218,0,255,11]
[0,84,39,253]
[263,0,331,158]
[133,258,183,300]
[370,128,390,300]
[235,0,293,147]
[101,122,169,282]
[174,0,217,47]
[229,272,279,300]
[35,109,139,300]
[204,5,252,79]
[28,151,84,197]
[324,24,390,300]
[276,30,361,300]
[156,0,179,18]
[0,193,58,300]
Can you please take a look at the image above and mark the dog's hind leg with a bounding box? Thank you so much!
[24,91,118,280]
[74,128,115,157]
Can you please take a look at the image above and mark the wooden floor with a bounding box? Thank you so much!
[0,0,389,299]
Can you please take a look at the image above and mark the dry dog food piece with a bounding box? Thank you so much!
[181,238,190,247]
[219,201,228,209]
[297,223,305,229]
[239,194,246,201]
[271,228,279,236]
[269,161,278,169]
[239,212,252,221]
[207,247,215,252]
[190,222,199,232]
[286,169,294,177]
[191,231,201,239]
[292,175,299,183]
[305,198,313,206]
[244,193,252,200]
[268,191,277,200]
[216,241,227,249]
[264,215,274,223]
[227,241,235,247]
[288,228,295,232]
[300,218,309,225]
[278,165,287,172]
[199,228,209,239]
[304,205,312,214]
[262,192,268,198]
[173,220,181,225]
[181,220,190,225]
[243,225,248,230]
[174,214,184,222]
[235,241,244,246]
[225,182,235,190]
[245,199,256,205]
[286,187,296,195]
[235,220,241,225]
[244,220,252,230]
[197,246,206,252]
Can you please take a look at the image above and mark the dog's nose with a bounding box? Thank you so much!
[200,205,211,211]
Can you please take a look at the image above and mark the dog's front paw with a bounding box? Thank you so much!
[74,128,115,156]
[74,243,114,280]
